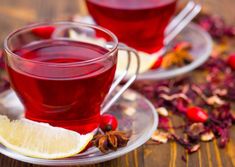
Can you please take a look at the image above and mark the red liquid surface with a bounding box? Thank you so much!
[86,0,176,53]
[6,40,116,134]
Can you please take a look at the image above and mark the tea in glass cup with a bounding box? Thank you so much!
[86,0,177,53]
[4,22,120,134]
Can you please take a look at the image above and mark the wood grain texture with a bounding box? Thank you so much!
[0,0,235,166]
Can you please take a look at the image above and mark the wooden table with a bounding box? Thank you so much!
[0,0,235,166]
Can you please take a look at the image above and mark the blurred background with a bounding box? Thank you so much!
[0,0,234,43]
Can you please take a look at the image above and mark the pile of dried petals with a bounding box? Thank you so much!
[133,13,235,154]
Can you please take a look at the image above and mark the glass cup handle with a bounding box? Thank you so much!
[101,43,140,114]
[164,0,202,45]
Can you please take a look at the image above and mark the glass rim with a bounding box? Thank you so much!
[3,21,118,67]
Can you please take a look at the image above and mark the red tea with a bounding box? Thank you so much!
[86,0,176,53]
[6,40,116,134]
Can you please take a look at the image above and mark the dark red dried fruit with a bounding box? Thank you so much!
[187,107,209,123]
[32,26,55,39]
[100,114,118,132]
[227,54,235,70]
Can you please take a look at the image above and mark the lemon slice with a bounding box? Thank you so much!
[0,115,93,159]
[116,50,160,76]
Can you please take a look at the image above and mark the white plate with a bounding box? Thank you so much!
[0,89,158,166]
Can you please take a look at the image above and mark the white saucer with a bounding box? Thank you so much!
[0,89,158,166]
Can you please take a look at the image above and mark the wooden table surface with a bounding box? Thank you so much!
[0,0,235,167]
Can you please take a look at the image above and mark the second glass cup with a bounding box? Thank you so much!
[86,0,200,54]
[3,22,138,134]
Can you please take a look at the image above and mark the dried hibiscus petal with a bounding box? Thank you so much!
[186,123,205,140]
[188,144,200,154]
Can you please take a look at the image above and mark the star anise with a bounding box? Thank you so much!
[161,50,194,69]
[93,131,130,153]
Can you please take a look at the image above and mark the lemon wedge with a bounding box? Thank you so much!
[0,115,93,159]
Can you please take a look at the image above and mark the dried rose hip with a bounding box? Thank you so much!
[186,107,208,123]
[227,54,235,70]
[32,26,55,39]
[100,114,118,132]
